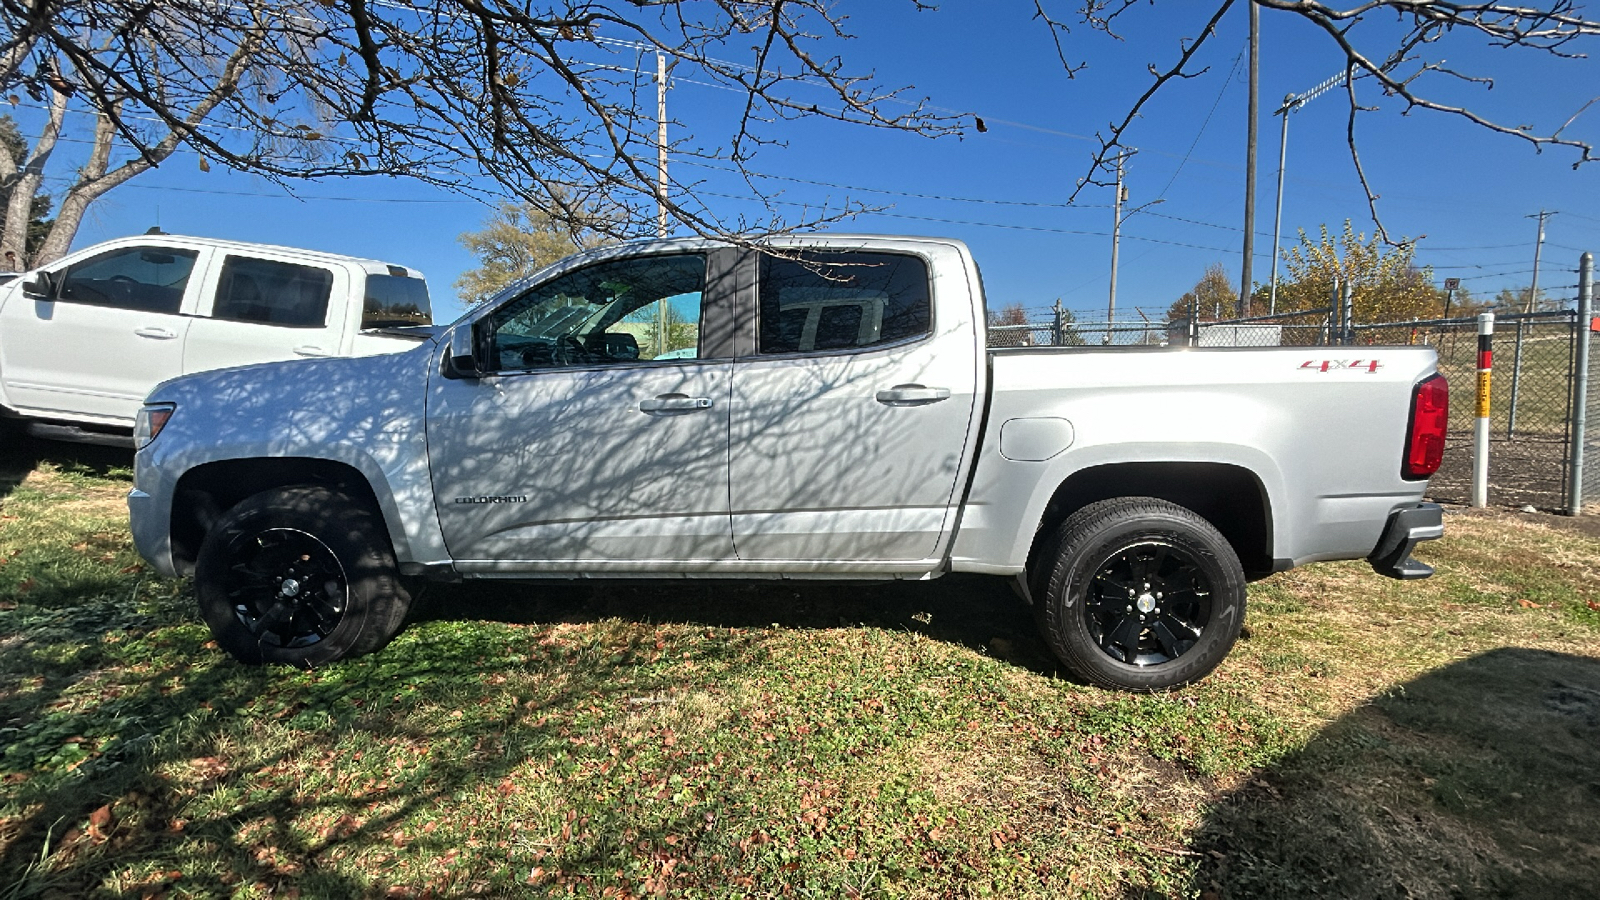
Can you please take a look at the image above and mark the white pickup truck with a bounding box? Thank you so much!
[127,235,1447,690]
[0,233,432,444]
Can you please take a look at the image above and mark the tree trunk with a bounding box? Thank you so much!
[1,87,67,266]
[32,107,129,266]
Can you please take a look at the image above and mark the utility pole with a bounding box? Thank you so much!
[1508,210,1551,437]
[1240,0,1260,318]
[1106,151,1129,343]
[656,50,669,238]
[1527,210,1551,312]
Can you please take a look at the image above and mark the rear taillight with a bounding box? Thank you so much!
[1404,373,1448,479]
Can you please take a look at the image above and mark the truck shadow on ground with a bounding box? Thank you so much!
[0,430,132,503]
[1187,646,1600,898]
[415,574,1068,679]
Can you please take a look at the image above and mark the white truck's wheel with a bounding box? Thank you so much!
[194,486,411,667]
[1035,497,1246,691]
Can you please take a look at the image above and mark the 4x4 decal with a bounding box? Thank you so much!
[1300,359,1382,373]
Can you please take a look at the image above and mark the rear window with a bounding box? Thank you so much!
[213,256,333,328]
[363,274,433,328]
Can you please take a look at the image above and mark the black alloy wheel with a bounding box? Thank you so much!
[221,527,349,650]
[195,486,412,667]
[1083,539,1213,667]
[1034,497,1246,691]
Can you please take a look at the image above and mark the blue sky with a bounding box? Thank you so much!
[22,3,1600,324]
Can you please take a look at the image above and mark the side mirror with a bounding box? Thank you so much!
[443,323,482,379]
[22,271,54,299]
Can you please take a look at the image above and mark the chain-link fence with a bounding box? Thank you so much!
[985,299,1590,513]
[986,319,1170,348]
[1345,311,1578,510]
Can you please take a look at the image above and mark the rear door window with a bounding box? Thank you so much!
[757,251,931,354]
[212,255,333,328]
[56,246,199,314]
[363,273,433,328]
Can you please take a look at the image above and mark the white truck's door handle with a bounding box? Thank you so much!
[876,384,951,406]
[639,394,713,413]
[134,326,178,340]
[293,345,335,358]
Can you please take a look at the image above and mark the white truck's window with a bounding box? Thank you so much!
[758,251,930,354]
[212,255,333,328]
[483,254,705,371]
[362,274,433,328]
[56,246,198,314]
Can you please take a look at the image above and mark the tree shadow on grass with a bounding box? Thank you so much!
[1190,647,1600,898]
[416,573,1064,678]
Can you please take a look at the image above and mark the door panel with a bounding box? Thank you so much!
[182,253,348,373]
[729,248,980,561]
[0,245,200,424]
[729,347,976,560]
[426,250,735,566]
[427,362,733,563]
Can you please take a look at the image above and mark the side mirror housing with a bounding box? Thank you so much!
[443,323,482,379]
[22,271,54,299]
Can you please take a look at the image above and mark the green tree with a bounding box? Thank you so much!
[1168,263,1238,322]
[454,199,616,306]
[1273,222,1444,324]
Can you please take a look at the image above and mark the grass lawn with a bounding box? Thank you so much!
[3,436,1600,898]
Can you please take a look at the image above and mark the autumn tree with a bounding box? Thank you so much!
[1273,222,1444,323]
[455,197,618,305]
[1168,263,1239,322]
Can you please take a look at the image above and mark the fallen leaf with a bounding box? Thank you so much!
[1517,599,1540,609]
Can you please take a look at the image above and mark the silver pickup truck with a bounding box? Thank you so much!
[128,235,1447,691]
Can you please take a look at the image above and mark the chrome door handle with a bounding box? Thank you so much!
[134,326,178,340]
[293,345,335,358]
[875,384,951,406]
[639,394,713,413]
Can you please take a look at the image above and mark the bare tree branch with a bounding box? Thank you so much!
[1067,0,1236,204]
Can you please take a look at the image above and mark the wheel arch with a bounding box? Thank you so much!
[169,457,398,577]
[1026,461,1274,583]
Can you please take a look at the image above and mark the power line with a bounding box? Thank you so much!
[1157,41,1245,200]
[675,157,1107,209]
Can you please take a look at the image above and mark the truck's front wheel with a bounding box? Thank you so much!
[1035,497,1245,691]
[194,486,412,667]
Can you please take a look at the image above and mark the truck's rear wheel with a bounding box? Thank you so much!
[1035,497,1245,691]
[195,486,411,667]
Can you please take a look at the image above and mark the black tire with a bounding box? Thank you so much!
[194,486,412,667]
[1034,497,1246,691]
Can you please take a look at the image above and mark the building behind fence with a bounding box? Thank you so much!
[989,258,1596,513]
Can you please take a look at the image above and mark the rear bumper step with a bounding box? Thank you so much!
[1368,502,1444,580]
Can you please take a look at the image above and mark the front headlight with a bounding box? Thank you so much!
[134,403,175,450]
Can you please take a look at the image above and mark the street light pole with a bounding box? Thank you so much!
[1269,93,1293,315]
[1266,71,1348,312]
[1107,151,1128,342]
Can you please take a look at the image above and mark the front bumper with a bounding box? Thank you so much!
[128,485,179,579]
[1367,502,1444,580]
